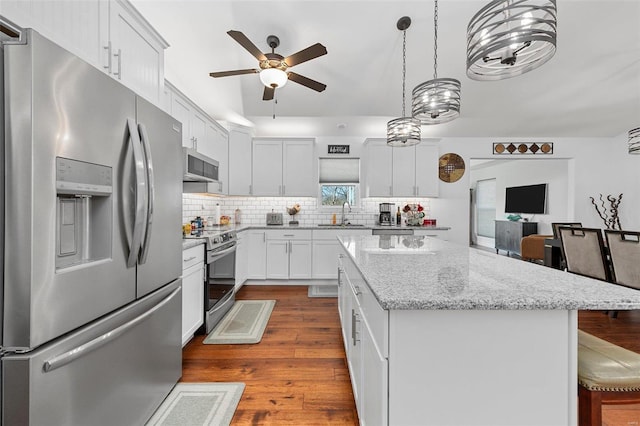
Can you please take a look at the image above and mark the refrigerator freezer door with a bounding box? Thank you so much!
[135,97,182,298]
[3,31,138,349]
[2,279,182,426]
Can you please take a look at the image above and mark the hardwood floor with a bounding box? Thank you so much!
[181,285,640,425]
[181,285,359,425]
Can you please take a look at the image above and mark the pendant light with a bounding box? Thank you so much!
[387,16,421,147]
[629,128,640,154]
[466,0,557,81]
[412,0,461,125]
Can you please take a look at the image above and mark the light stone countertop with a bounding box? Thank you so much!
[235,224,450,232]
[338,234,640,311]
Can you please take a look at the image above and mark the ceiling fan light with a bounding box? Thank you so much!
[259,68,288,88]
[629,128,640,154]
[467,0,557,81]
[387,117,421,147]
[412,78,461,125]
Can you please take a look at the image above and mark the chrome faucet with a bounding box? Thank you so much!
[341,201,351,225]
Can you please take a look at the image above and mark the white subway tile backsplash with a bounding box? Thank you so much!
[182,195,434,227]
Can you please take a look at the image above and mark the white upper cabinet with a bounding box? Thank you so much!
[228,126,253,196]
[392,143,439,197]
[364,140,393,197]
[0,0,167,106]
[169,91,193,148]
[189,111,207,152]
[414,144,439,197]
[166,81,229,194]
[252,139,314,197]
[107,0,167,104]
[204,122,229,194]
[391,146,415,196]
[365,139,439,197]
[252,140,283,196]
[0,0,106,72]
[283,140,315,196]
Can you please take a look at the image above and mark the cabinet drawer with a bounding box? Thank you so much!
[182,244,204,270]
[312,229,370,240]
[266,229,312,240]
[343,253,389,358]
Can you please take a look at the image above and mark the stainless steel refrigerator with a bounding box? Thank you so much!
[0,19,183,425]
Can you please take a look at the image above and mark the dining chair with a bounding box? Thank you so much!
[552,222,582,239]
[604,230,640,290]
[558,227,612,282]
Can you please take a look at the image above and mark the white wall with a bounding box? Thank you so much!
[469,159,570,236]
[431,134,639,245]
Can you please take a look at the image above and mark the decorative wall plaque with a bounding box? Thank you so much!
[493,142,553,155]
[328,145,350,154]
[438,153,465,183]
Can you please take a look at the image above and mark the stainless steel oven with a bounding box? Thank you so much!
[204,229,237,333]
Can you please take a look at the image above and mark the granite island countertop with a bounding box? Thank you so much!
[338,234,640,311]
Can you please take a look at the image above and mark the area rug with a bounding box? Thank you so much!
[203,300,275,344]
[146,382,244,426]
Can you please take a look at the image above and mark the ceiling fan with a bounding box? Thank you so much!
[209,30,327,101]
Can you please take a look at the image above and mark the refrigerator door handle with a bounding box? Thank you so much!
[126,118,148,268]
[138,123,155,265]
[42,287,181,373]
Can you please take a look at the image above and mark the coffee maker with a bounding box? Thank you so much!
[379,203,394,226]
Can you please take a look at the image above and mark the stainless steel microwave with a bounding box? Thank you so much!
[183,148,219,183]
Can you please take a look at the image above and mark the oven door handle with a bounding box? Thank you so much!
[207,244,237,262]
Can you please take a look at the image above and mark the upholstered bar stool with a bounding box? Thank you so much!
[520,234,553,262]
[578,330,640,426]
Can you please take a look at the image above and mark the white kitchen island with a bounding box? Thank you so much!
[338,234,640,426]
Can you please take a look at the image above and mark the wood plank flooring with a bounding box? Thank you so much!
[181,285,359,425]
[181,285,640,425]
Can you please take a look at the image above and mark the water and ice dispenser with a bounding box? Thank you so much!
[55,157,112,270]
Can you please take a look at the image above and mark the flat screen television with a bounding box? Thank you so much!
[504,183,547,214]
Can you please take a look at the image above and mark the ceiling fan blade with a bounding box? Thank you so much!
[209,68,259,78]
[284,43,327,67]
[263,86,275,101]
[227,30,267,61]
[287,72,327,92]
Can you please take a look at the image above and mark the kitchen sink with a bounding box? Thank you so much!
[317,224,366,227]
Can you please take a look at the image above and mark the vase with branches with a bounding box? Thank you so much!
[589,193,622,230]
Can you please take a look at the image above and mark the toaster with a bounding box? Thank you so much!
[266,212,283,225]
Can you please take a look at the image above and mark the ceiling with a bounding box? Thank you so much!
[131,0,640,139]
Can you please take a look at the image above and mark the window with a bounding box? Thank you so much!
[476,178,496,238]
[319,158,360,207]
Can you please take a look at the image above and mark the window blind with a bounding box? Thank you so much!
[319,158,360,183]
[476,178,496,238]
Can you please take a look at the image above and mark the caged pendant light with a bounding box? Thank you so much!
[629,128,640,154]
[387,16,421,147]
[412,0,461,125]
[466,0,557,81]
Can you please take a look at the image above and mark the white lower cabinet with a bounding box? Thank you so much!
[361,325,388,424]
[247,230,267,279]
[312,229,371,279]
[266,230,312,280]
[312,240,339,279]
[339,252,389,426]
[181,244,204,347]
